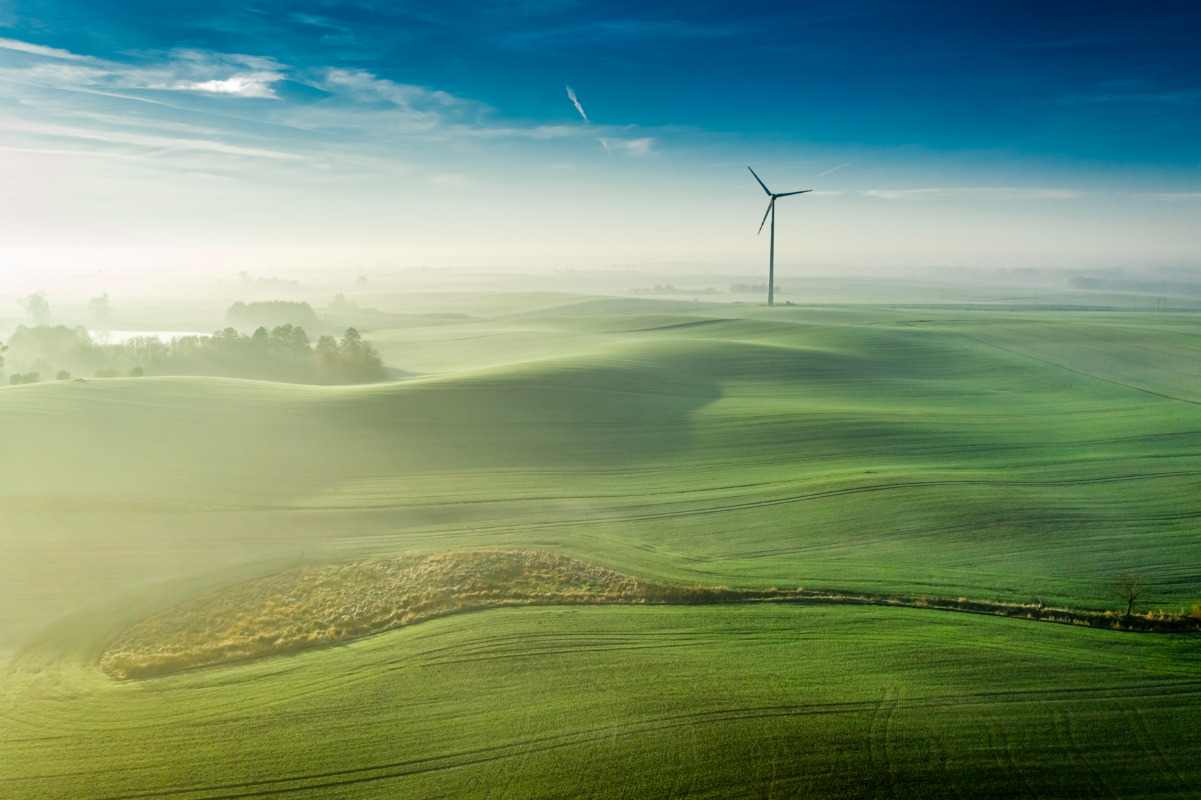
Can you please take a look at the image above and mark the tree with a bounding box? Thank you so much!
[340,326,365,354]
[250,326,270,351]
[338,327,386,383]
[18,291,50,324]
[226,300,320,333]
[315,335,339,377]
[1117,574,1143,619]
[88,293,112,326]
[268,324,311,358]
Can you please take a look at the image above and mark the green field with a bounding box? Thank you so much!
[3,293,1200,798]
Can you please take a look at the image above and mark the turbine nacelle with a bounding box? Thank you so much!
[748,167,811,234]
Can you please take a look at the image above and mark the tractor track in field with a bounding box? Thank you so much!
[285,469,1201,529]
[951,331,1201,408]
[76,681,1201,800]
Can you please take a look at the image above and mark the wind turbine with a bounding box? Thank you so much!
[748,167,811,306]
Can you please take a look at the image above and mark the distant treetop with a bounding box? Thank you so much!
[226,301,322,333]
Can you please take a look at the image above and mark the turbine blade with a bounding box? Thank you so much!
[757,198,774,234]
[748,166,771,196]
[775,189,813,197]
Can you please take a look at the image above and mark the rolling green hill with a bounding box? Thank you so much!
[2,295,1200,798]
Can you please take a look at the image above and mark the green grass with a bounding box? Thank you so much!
[6,605,1201,799]
[2,294,1200,797]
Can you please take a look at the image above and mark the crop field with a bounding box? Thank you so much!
[2,293,1200,798]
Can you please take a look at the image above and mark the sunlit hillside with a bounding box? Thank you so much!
[3,291,1200,798]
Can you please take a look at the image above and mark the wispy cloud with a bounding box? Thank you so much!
[1141,192,1201,201]
[319,68,461,108]
[603,137,655,157]
[0,34,665,192]
[0,38,493,168]
[865,187,1082,201]
[0,118,306,160]
[0,42,288,98]
[0,37,85,60]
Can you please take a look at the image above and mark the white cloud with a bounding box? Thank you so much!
[173,74,281,98]
[0,37,86,60]
[0,44,287,99]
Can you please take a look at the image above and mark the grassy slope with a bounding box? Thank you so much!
[2,294,1200,797]
[6,605,1201,799]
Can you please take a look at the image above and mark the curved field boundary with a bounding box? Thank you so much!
[100,550,1201,680]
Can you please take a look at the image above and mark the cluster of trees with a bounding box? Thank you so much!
[226,301,321,332]
[625,284,720,296]
[729,283,782,294]
[238,271,302,291]
[1,324,386,385]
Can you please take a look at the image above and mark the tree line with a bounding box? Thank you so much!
[2,325,387,385]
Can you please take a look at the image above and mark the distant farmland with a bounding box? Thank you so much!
[3,294,1200,798]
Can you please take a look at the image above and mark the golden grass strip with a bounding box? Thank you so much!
[100,550,1201,680]
[100,550,697,679]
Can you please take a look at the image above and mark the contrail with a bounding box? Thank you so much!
[818,160,855,177]
[566,84,610,154]
[566,85,589,123]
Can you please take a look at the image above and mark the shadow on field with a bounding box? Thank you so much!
[329,349,726,471]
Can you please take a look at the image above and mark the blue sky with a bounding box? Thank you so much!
[1,0,1198,274]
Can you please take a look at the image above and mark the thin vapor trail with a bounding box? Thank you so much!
[566,84,609,154]
[566,85,589,122]
[818,160,855,177]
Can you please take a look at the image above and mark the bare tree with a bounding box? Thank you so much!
[1117,574,1143,619]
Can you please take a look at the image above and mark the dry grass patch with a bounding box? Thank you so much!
[100,549,1201,680]
[100,550,684,679]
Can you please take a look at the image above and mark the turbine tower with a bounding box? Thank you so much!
[748,167,811,306]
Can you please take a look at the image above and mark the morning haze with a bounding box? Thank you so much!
[2,2,1201,798]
